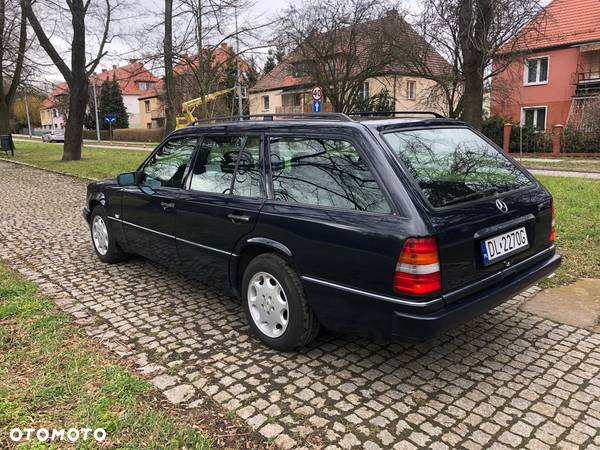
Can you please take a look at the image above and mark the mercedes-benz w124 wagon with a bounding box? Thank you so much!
[83,112,561,351]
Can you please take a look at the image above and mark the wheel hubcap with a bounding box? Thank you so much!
[92,216,109,256]
[247,272,289,338]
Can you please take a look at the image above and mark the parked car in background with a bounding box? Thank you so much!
[83,112,561,351]
[42,130,65,143]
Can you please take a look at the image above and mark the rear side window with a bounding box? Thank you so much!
[268,137,390,213]
[189,136,262,197]
[383,128,534,208]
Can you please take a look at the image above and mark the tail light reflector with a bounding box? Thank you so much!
[394,237,441,295]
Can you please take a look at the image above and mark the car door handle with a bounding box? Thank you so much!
[160,201,175,211]
[227,213,251,223]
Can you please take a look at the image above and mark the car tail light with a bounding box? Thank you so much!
[550,201,555,243]
[394,237,441,295]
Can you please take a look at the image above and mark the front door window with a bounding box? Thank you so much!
[143,137,197,188]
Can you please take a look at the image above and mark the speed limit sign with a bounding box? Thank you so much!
[311,85,323,101]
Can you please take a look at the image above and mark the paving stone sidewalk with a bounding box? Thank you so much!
[1,160,599,449]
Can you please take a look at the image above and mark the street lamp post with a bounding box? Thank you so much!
[92,76,101,141]
[235,6,243,117]
[24,94,32,138]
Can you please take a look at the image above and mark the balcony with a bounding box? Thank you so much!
[572,71,600,97]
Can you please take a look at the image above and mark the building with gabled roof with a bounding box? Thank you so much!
[40,62,160,129]
[248,13,451,116]
[491,0,600,131]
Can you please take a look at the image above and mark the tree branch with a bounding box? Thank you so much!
[21,0,72,82]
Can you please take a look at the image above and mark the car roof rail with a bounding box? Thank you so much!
[192,112,352,125]
[348,111,446,119]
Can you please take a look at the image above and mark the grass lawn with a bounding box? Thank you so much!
[538,176,600,288]
[0,264,215,449]
[521,159,600,173]
[6,141,149,180]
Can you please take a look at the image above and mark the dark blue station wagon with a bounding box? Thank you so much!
[83,112,561,351]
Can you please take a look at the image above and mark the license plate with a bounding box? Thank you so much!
[481,227,529,266]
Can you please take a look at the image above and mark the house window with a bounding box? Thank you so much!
[406,80,417,100]
[53,109,58,118]
[361,81,370,100]
[144,100,151,113]
[262,95,270,111]
[138,82,148,91]
[522,107,547,131]
[524,56,549,85]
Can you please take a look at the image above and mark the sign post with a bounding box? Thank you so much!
[311,85,323,113]
[104,114,116,142]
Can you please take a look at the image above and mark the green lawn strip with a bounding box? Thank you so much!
[521,159,600,173]
[0,265,213,450]
[6,141,148,180]
[537,176,600,288]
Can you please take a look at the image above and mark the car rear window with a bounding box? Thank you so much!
[382,127,534,208]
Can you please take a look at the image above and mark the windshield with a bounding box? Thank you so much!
[382,127,534,208]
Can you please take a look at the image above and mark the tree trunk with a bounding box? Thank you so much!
[62,79,88,161]
[163,0,176,134]
[461,65,484,129]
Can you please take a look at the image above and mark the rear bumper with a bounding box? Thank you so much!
[303,249,561,340]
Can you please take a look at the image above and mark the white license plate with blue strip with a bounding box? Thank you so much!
[481,227,529,266]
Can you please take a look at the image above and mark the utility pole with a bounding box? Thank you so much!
[24,95,32,138]
[92,76,101,141]
[235,6,243,117]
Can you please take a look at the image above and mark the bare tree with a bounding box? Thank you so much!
[277,0,397,113]
[172,0,270,118]
[22,0,118,160]
[392,0,546,129]
[0,0,27,134]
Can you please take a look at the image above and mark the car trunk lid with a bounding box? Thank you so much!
[429,189,553,296]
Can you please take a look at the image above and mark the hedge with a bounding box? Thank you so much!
[83,128,165,143]
[560,126,600,153]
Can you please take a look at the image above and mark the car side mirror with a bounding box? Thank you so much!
[117,171,144,186]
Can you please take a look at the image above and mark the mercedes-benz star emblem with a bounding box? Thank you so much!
[495,199,508,213]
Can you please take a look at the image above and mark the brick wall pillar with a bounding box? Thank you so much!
[552,124,564,157]
[503,123,512,153]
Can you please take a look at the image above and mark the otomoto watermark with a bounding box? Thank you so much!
[9,427,107,443]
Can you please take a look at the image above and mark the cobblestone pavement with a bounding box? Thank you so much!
[1,160,599,450]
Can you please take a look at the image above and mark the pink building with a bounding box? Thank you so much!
[491,0,600,131]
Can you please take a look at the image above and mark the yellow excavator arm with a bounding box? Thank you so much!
[176,87,236,128]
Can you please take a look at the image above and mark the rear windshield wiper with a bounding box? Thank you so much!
[441,188,498,207]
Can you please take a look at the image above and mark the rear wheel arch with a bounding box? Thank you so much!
[233,241,299,295]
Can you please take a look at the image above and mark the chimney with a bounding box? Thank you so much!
[102,68,107,72]
[221,42,228,49]
[112,64,117,70]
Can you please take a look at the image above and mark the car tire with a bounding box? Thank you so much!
[90,205,127,263]
[242,253,319,351]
